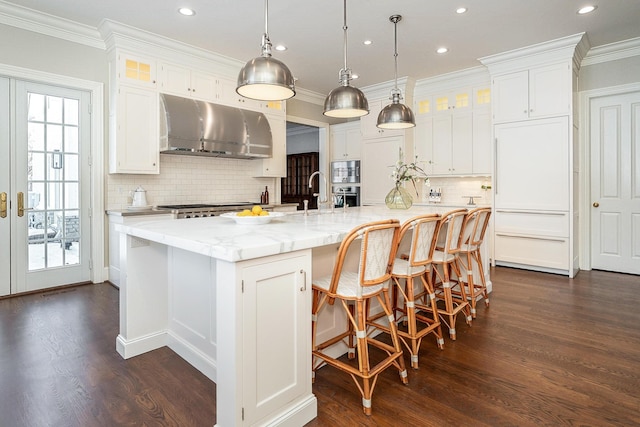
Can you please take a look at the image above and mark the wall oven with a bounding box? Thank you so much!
[333,185,360,208]
[330,160,360,184]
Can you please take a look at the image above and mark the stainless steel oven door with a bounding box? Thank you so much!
[331,160,360,184]
[332,185,360,208]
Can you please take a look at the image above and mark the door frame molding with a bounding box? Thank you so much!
[0,63,105,284]
[578,82,640,271]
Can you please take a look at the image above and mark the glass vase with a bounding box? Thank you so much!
[385,183,413,209]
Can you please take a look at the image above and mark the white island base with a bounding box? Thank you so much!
[115,206,491,426]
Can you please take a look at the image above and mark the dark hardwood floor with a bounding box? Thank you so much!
[1,267,639,426]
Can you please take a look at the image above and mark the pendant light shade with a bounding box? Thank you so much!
[323,0,369,118]
[237,0,296,101]
[377,15,415,129]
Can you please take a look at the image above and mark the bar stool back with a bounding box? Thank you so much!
[384,214,445,369]
[311,219,407,415]
[455,207,492,318]
[432,209,472,340]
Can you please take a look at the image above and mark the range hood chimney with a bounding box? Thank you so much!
[159,93,272,159]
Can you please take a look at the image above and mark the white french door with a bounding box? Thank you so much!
[590,91,640,275]
[0,78,91,296]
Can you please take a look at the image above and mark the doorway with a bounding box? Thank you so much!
[283,117,329,210]
[588,89,640,275]
[0,77,92,296]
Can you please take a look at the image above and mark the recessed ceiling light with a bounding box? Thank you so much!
[363,40,373,46]
[456,7,467,14]
[178,7,195,16]
[577,5,597,14]
[436,47,449,54]
[275,44,287,51]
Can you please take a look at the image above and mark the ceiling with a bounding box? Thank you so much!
[4,0,640,96]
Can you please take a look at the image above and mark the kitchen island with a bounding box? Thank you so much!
[114,205,490,426]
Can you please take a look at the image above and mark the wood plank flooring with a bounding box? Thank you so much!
[1,267,638,426]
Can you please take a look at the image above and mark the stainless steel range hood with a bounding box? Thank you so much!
[159,93,272,159]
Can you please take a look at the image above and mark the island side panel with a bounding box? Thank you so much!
[117,233,169,358]
[166,247,218,382]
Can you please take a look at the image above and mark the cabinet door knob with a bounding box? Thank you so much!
[593,202,599,208]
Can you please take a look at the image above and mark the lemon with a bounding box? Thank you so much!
[259,211,269,216]
[251,205,263,215]
[238,209,252,217]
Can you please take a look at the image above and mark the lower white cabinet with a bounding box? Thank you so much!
[240,251,312,425]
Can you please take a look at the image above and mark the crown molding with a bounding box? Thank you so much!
[292,87,326,105]
[414,66,490,96]
[0,0,104,49]
[581,37,640,67]
[479,32,586,74]
[362,76,415,102]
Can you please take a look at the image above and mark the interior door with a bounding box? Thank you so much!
[590,91,640,274]
[0,79,91,296]
[0,77,10,296]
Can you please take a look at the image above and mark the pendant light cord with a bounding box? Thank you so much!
[393,17,399,91]
[261,0,272,57]
[342,0,348,73]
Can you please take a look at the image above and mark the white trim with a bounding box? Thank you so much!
[578,82,640,271]
[0,63,105,284]
[582,37,640,67]
[0,0,104,49]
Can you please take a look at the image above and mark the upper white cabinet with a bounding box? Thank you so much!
[109,50,160,174]
[217,77,263,111]
[360,99,404,139]
[159,62,217,101]
[116,51,157,89]
[413,75,491,177]
[492,62,571,123]
[255,113,286,177]
[330,121,361,160]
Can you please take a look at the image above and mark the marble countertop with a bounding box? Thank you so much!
[115,205,473,263]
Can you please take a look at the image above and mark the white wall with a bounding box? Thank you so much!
[579,55,640,91]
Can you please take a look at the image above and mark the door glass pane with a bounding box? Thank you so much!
[27,92,80,270]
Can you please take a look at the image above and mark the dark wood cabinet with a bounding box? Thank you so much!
[281,152,319,210]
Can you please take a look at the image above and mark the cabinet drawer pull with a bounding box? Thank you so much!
[496,233,566,242]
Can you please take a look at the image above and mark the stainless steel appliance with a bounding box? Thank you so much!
[330,160,360,184]
[155,203,255,219]
[332,185,360,208]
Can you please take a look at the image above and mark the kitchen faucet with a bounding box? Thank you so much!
[308,171,333,212]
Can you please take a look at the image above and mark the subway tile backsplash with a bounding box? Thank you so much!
[418,176,493,206]
[106,155,276,210]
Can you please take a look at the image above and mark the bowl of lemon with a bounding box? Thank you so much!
[220,205,284,225]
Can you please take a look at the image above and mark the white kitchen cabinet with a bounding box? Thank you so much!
[330,121,361,160]
[432,87,472,114]
[431,112,473,175]
[472,109,492,175]
[361,135,404,205]
[360,99,404,139]
[494,117,569,211]
[109,84,159,174]
[107,211,174,287]
[240,251,311,425]
[413,116,434,175]
[492,62,571,123]
[158,62,217,101]
[217,77,263,111]
[116,51,157,89]
[255,113,286,177]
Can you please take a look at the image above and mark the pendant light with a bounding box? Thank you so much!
[323,0,369,118]
[377,15,415,129]
[237,0,296,101]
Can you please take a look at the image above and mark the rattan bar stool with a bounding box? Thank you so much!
[454,207,492,318]
[375,213,444,369]
[311,219,408,415]
[431,209,472,340]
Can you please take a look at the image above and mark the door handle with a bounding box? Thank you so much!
[0,192,6,218]
[17,192,32,217]
[593,202,599,208]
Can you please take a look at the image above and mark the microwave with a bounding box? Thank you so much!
[330,160,360,184]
